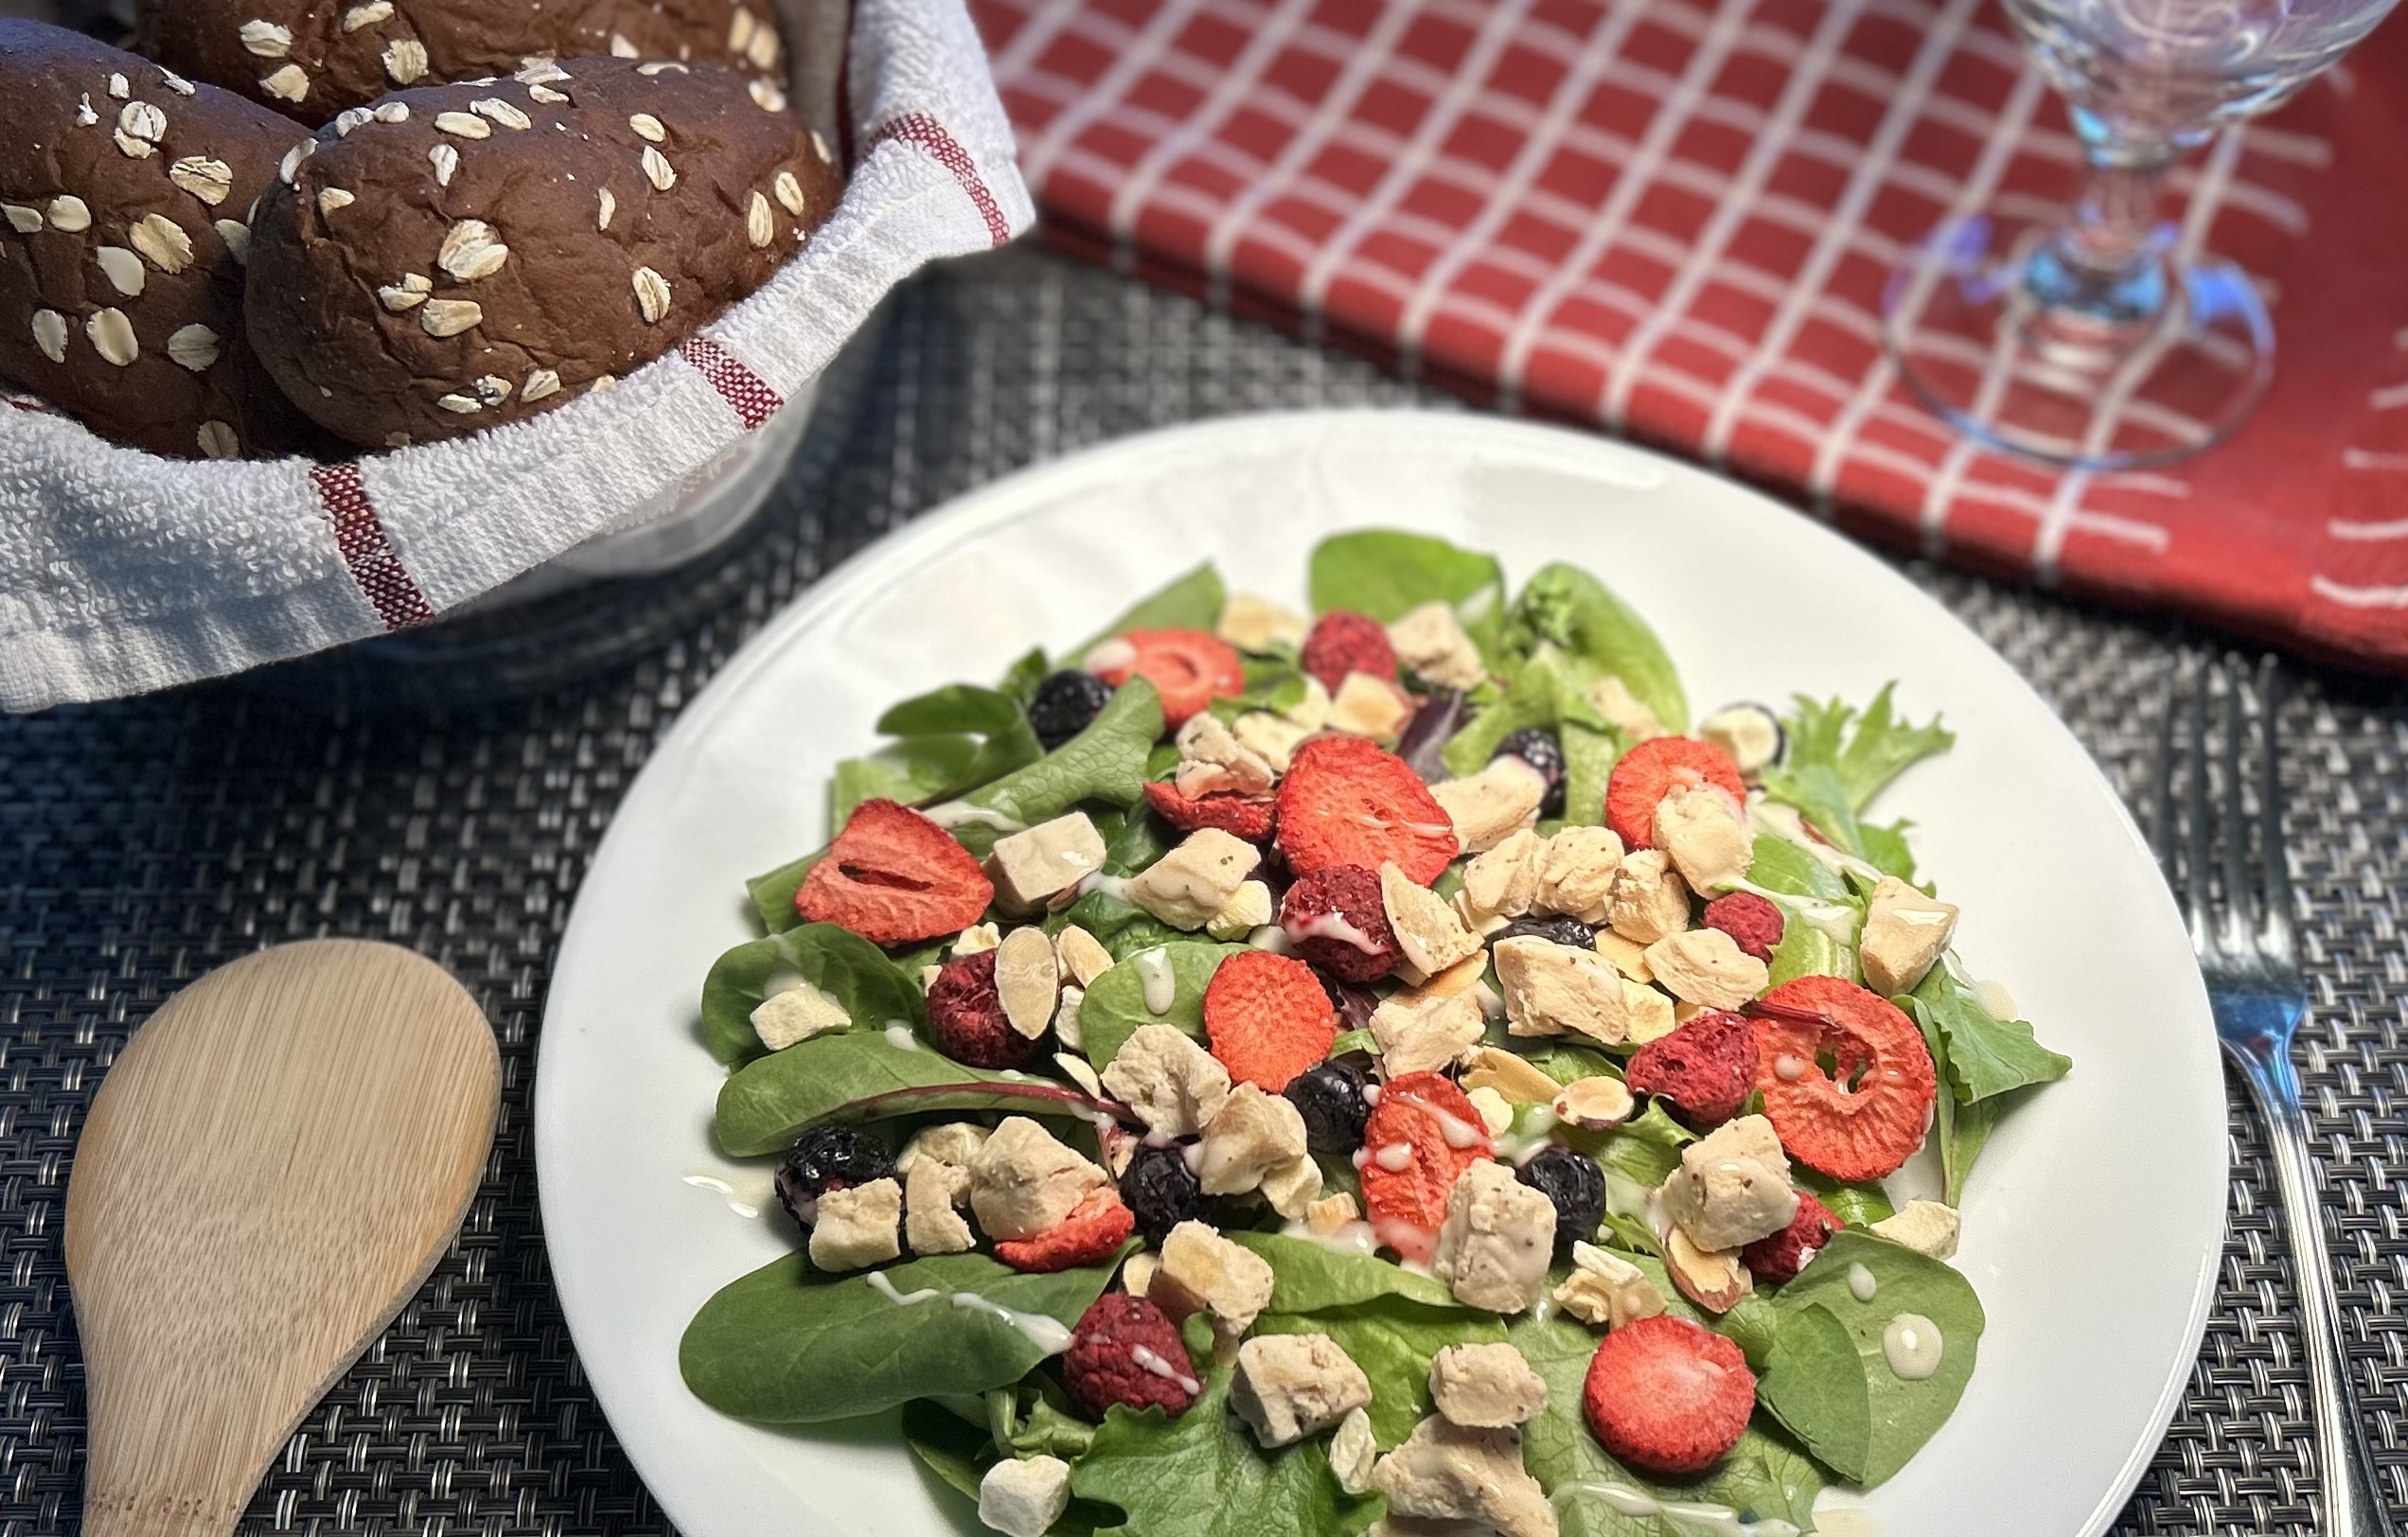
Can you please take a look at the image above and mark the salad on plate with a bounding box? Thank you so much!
[676,531,2074,1537]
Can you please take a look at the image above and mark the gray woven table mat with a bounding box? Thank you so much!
[3,246,2401,1537]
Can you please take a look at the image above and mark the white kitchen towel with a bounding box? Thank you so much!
[0,0,1031,713]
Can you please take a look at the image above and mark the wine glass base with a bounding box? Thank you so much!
[1884,216,2274,471]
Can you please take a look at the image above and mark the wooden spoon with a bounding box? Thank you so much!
[65,940,501,1537]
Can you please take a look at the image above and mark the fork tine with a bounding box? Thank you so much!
[2149,662,2179,882]
[2182,658,2214,947]
[2258,656,2295,955]
[2220,654,2254,949]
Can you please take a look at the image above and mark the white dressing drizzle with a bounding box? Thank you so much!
[1551,1482,1800,1537]
[1280,1217,1378,1257]
[1131,1345,1202,1394]
[1134,946,1177,1014]
[1284,911,1384,953]
[681,1173,763,1220]
[1078,872,1130,901]
[865,1271,942,1306]
[1248,924,1296,954]
[921,802,1027,834]
[864,1272,1073,1352]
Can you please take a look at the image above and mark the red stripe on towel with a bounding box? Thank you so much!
[310,462,434,631]
[681,336,784,430]
[866,113,1012,246]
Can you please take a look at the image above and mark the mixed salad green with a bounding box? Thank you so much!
[678,532,2072,1537]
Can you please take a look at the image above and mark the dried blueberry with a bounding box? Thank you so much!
[1496,914,1598,949]
[1119,1142,1203,1246]
[1030,670,1117,750]
[1516,1146,1607,1257]
[1284,1059,1372,1155]
[1494,728,1567,817]
[774,1125,895,1229]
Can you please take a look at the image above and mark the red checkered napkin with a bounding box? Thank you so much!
[972,0,2408,672]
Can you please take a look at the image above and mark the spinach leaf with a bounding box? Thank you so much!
[746,851,822,934]
[1441,643,1612,778]
[1071,1365,1378,1537]
[1592,1101,1695,1188]
[680,1251,1122,1422]
[901,1398,990,1504]
[1228,1231,1462,1313]
[999,645,1052,704]
[1560,719,1618,829]
[1761,686,1951,874]
[1078,942,1245,1069]
[1511,1312,1823,1536]
[1499,563,1687,734]
[1079,563,1228,654]
[1754,1230,1985,1488]
[699,923,927,1067]
[1256,1300,1505,1448]
[1050,889,1190,963]
[1944,1094,1998,1208]
[1794,1166,1895,1228]
[1908,967,2071,1104]
[1766,920,1858,989]
[831,683,1047,825]
[715,1031,1121,1157]
[1309,530,1509,662]
[1009,1394,1099,1460]
[947,680,1164,831]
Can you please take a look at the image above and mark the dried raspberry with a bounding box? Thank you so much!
[1203,949,1337,1091]
[995,1188,1136,1273]
[1623,1011,1759,1127]
[1749,976,1938,1182]
[1741,1192,1840,1286]
[1583,1316,1756,1476]
[1358,1071,1492,1264]
[1604,737,1748,851]
[797,799,996,946]
[926,950,1045,1069]
[1278,864,1402,982]
[1703,892,1785,962]
[1092,628,1243,729]
[1144,780,1276,843]
[1274,736,1459,886]
[1062,1292,1201,1421]
[1299,610,1396,692]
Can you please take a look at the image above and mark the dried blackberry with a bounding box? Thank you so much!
[1284,1059,1372,1155]
[1496,914,1598,949]
[1118,1142,1203,1246]
[1516,1146,1607,1257]
[774,1125,894,1228]
[1029,670,1116,749]
[1494,728,1567,817]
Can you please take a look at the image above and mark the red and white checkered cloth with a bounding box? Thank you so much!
[970,0,2408,672]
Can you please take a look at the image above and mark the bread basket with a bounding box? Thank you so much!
[0,0,1029,712]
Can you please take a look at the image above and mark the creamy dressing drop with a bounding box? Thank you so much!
[1280,1217,1379,1257]
[1372,1143,1414,1172]
[1078,872,1131,902]
[1882,1313,1943,1381]
[883,1023,919,1051]
[1773,1054,1808,1082]
[1134,947,1177,1014]
[1421,1102,1488,1149]
[1848,1263,1878,1302]
[758,967,806,998]
[681,1173,764,1220]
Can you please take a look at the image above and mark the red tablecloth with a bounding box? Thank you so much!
[968,0,2408,672]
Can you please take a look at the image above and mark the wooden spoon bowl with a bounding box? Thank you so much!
[65,940,500,1537]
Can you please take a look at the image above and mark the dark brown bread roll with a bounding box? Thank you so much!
[137,0,788,128]
[243,57,841,448]
[0,20,322,459]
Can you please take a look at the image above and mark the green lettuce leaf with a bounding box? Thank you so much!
[1309,530,1509,662]
[1440,644,1619,782]
[1766,921,1858,989]
[1078,563,1228,655]
[1760,686,1951,877]
[1907,966,2071,1104]
[1071,1364,1378,1537]
[1753,1230,1985,1488]
[1228,1231,1462,1313]
[1499,562,1686,734]
[715,1031,1119,1157]
[1255,1300,1505,1447]
[1078,942,1246,1069]
[698,922,925,1067]
[681,1250,1123,1423]
[900,1398,990,1505]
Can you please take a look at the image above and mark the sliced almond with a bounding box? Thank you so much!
[196,421,238,459]
[435,391,483,414]
[377,273,432,310]
[630,265,670,323]
[239,18,292,57]
[521,367,561,402]
[129,213,194,274]
[436,219,507,281]
[383,39,428,84]
[516,60,570,84]
[471,97,530,131]
[113,131,155,159]
[167,323,221,371]
[1551,1074,1636,1129]
[429,142,458,187]
[374,101,410,123]
[160,69,197,97]
[45,196,90,232]
[994,927,1061,1040]
[1661,1226,1752,1314]
[257,63,309,102]
[342,1,394,29]
[773,169,806,216]
[748,77,787,113]
[94,246,145,296]
[639,146,675,191]
[596,187,615,231]
[528,84,567,104]
[629,113,666,143]
[170,156,235,204]
[317,187,354,217]
[418,297,482,337]
[84,308,136,367]
[3,204,41,233]
[435,111,491,139]
[117,101,166,144]
[745,191,772,247]
[29,309,67,363]
[334,107,372,135]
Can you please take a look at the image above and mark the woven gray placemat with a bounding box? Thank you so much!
[1,246,2399,1537]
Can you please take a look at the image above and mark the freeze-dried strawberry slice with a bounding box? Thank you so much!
[1203,949,1337,1091]
[1274,736,1459,886]
[1091,628,1244,729]
[1144,780,1276,843]
[1583,1316,1756,1475]
[1300,610,1396,692]
[1605,736,1748,850]
[1358,1071,1492,1264]
[994,1188,1136,1273]
[796,799,995,945]
[1747,976,1938,1182]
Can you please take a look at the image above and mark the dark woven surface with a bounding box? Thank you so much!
[3,246,2402,1537]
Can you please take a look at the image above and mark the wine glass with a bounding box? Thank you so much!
[1883,0,2399,469]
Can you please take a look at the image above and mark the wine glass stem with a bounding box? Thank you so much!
[2027,147,2179,335]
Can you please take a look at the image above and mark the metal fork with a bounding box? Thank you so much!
[2151,655,2387,1537]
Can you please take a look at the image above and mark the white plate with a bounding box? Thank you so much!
[535,411,2224,1537]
